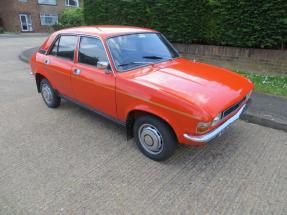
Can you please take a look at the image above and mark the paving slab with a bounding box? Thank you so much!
[1,36,287,215]
[0,33,49,39]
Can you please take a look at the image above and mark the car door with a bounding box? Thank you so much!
[71,36,117,118]
[44,35,77,97]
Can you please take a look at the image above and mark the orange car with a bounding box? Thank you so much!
[30,26,253,161]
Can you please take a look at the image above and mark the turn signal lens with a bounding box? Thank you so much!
[197,122,211,134]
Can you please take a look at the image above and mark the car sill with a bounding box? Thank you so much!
[59,94,126,127]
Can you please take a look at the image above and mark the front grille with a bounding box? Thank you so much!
[222,97,246,118]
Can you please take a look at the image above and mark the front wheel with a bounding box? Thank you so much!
[133,115,177,161]
[40,79,61,108]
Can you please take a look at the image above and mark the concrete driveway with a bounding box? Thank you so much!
[0,36,286,215]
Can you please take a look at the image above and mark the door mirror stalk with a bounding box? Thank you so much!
[97,61,112,74]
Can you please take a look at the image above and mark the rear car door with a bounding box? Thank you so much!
[71,36,117,118]
[44,35,77,97]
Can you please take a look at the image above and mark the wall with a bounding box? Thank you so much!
[174,43,287,75]
[0,0,84,33]
[0,0,18,32]
[0,0,42,32]
[39,0,84,16]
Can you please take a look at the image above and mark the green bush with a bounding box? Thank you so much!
[0,27,4,34]
[83,0,287,49]
[54,8,85,30]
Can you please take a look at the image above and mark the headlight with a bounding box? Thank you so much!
[197,122,211,134]
[211,113,222,126]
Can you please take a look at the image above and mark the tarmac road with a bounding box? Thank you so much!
[0,35,286,215]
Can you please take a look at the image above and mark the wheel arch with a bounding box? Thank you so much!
[35,73,47,93]
[125,109,177,141]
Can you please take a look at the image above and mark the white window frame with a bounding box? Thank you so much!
[40,13,58,26]
[37,0,57,5]
[19,14,33,32]
[65,0,79,7]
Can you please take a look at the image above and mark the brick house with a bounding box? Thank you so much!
[0,0,83,32]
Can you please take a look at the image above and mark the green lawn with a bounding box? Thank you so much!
[236,71,287,97]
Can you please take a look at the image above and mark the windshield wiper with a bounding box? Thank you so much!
[118,61,152,67]
[142,55,164,60]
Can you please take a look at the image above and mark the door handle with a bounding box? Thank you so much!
[73,68,81,75]
[44,59,50,64]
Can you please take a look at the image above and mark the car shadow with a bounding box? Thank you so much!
[58,99,242,168]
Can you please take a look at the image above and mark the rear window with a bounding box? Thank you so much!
[49,35,77,61]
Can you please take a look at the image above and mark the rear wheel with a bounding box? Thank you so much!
[133,115,177,161]
[40,79,61,108]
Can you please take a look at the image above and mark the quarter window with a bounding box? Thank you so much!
[78,37,108,67]
[49,35,77,61]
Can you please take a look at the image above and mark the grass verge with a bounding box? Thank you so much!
[236,71,287,98]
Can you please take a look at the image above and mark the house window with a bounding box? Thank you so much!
[19,0,28,2]
[65,0,79,7]
[38,0,57,5]
[40,13,58,26]
[19,14,33,31]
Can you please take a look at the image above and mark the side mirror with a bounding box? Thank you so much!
[97,61,111,73]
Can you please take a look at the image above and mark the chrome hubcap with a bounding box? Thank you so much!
[138,124,163,155]
[42,84,53,104]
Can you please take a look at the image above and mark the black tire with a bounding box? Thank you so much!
[40,79,61,108]
[133,115,177,161]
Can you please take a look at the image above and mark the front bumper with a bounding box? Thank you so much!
[183,104,246,143]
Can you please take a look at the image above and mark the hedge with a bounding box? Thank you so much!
[213,0,287,49]
[53,8,85,30]
[84,0,287,49]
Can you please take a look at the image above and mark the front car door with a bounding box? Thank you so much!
[71,36,117,118]
[44,35,78,97]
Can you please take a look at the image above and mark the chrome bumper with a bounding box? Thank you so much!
[183,104,246,143]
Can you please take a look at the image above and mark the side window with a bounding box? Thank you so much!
[57,36,77,61]
[49,35,77,60]
[78,37,108,67]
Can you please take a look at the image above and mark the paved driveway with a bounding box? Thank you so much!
[0,36,286,215]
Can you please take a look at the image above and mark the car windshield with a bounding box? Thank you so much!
[107,33,179,72]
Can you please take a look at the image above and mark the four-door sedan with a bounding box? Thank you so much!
[30,26,253,161]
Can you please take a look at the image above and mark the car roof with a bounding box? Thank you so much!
[40,25,158,51]
[56,25,158,38]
